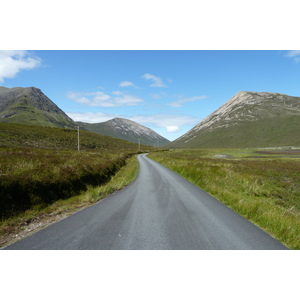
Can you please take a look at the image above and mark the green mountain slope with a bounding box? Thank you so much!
[0,86,76,128]
[0,122,143,151]
[168,91,300,148]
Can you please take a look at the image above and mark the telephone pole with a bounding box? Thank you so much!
[77,126,80,152]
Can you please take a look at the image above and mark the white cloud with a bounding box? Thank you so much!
[142,73,167,87]
[167,126,180,133]
[66,112,118,123]
[286,50,300,63]
[112,90,123,95]
[67,90,143,107]
[130,114,201,132]
[168,95,208,108]
[119,81,137,88]
[67,91,111,106]
[0,50,41,83]
[114,94,144,106]
[130,114,201,138]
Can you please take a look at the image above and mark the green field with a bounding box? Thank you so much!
[148,149,300,249]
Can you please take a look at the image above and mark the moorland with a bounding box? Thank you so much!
[149,149,300,249]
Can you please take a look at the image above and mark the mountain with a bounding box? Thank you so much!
[0,86,76,128]
[168,91,300,148]
[0,86,169,146]
[79,118,170,147]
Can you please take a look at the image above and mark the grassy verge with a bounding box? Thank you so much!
[0,154,139,248]
[148,149,300,249]
[0,147,138,218]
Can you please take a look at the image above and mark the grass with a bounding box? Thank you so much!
[0,147,139,218]
[0,154,139,248]
[148,149,300,249]
[0,122,142,151]
[0,122,155,218]
[0,122,149,247]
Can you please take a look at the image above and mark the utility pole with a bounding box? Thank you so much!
[138,138,141,151]
[77,126,80,152]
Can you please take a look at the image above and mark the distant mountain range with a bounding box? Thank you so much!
[0,86,169,146]
[168,91,300,148]
[79,118,170,147]
[2,87,299,149]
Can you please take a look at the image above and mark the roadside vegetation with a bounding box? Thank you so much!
[0,154,139,248]
[148,149,300,249]
[0,148,135,218]
[0,123,147,247]
[0,122,140,150]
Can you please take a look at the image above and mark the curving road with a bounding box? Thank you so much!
[5,154,288,250]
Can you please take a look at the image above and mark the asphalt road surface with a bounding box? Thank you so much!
[5,154,288,250]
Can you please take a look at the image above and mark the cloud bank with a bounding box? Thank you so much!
[0,50,41,83]
[67,90,143,107]
[119,81,137,88]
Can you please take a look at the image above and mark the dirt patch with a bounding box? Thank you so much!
[0,211,75,249]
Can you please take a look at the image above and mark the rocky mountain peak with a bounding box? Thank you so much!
[80,117,170,146]
[190,91,300,134]
[107,117,162,139]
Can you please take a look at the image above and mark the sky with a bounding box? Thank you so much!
[1,50,300,141]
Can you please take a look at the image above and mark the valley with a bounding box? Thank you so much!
[1,85,300,249]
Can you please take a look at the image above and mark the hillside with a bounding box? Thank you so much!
[79,118,170,147]
[0,86,76,128]
[168,91,300,148]
[0,122,144,151]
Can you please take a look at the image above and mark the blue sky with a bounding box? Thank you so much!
[1,50,300,141]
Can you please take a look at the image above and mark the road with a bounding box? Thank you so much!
[4,154,288,250]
